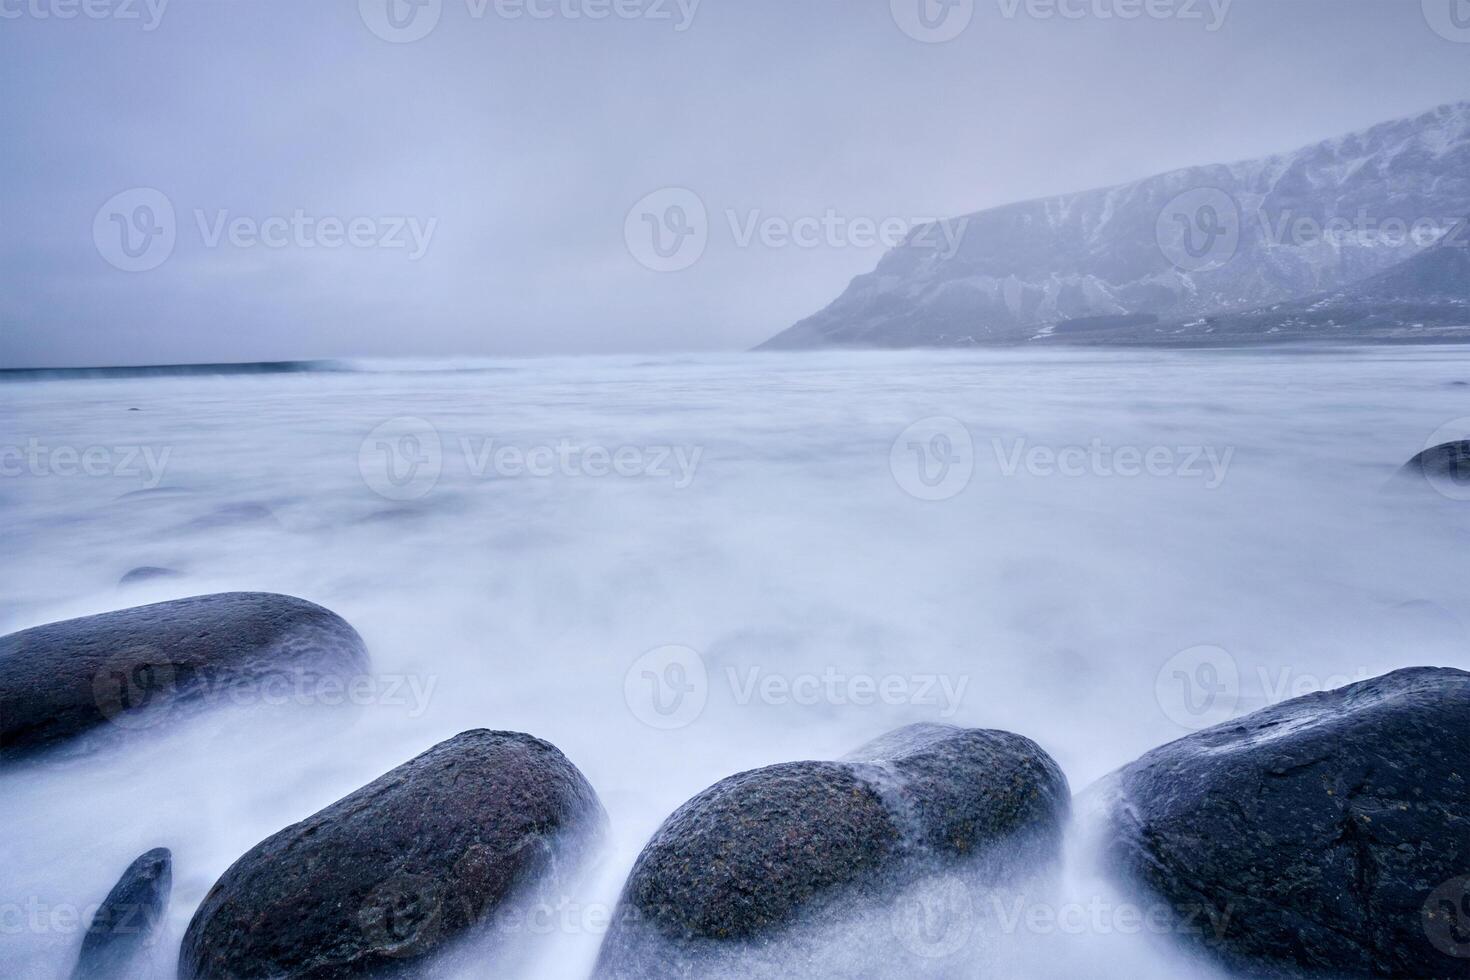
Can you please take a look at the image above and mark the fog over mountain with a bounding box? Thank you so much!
[2,0,1469,367]
[761,102,1470,349]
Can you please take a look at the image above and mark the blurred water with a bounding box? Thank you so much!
[2,346,1468,978]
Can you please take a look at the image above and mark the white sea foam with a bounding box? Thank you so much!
[2,346,1468,978]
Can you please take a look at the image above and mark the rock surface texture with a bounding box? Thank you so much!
[595,723,1069,978]
[1100,667,1470,978]
[178,730,607,979]
[0,592,369,760]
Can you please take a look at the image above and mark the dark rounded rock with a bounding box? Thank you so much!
[72,847,172,980]
[1397,440,1470,494]
[118,566,181,587]
[622,761,899,944]
[1097,666,1470,978]
[179,730,607,979]
[595,724,1069,977]
[0,592,370,761]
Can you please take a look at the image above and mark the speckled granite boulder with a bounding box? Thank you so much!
[0,592,369,761]
[1098,667,1470,978]
[594,723,1069,978]
[179,731,606,979]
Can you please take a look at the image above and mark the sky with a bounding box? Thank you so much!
[1,0,1467,367]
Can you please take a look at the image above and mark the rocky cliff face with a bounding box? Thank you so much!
[760,102,1470,348]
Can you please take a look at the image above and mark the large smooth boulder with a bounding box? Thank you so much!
[1097,667,1470,978]
[179,730,607,979]
[0,593,370,760]
[595,724,1069,978]
[71,847,172,980]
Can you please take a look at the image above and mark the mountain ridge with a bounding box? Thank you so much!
[759,101,1470,349]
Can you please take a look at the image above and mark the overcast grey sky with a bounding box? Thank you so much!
[1,0,1466,367]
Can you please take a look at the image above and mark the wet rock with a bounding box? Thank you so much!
[118,566,181,587]
[1097,667,1470,978]
[179,730,607,979]
[71,848,171,980]
[0,592,369,761]
[595,724,1069,978]
[1397,440,1470,495]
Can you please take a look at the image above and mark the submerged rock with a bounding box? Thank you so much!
[72,848,172,980]
[118,566,181,587]
[1397,440,1470,495]
[179,730,607,979]
[1097,666,1470,978]
[595,724,1069,978]
[0,592,369,760]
